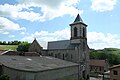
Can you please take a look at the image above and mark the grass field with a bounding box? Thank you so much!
[0,45,18,51]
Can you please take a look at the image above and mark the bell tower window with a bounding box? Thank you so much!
[83,27,86,37]
[74,27,77,37]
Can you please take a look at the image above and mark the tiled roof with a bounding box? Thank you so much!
[90,59,106,67]
[0,50,8,55]
[110,64,120,69]
[69,14,87,26]
[48,40,76,50]
[74,14,83,23]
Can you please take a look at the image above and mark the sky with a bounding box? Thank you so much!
[0,0,120,49]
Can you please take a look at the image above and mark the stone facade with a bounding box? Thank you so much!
[2,65,78,80]
[29,14,90,80]
[28,38,43,54]
[46,14,89,80]
[110,64,120,80]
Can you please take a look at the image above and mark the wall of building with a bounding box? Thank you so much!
[0,65,2,75]
[110,67,120,80]
[35,66,78,80]
[46,49,78,63]
[46,44,90,80]
[3,65,78,80]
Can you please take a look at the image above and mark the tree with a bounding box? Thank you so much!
[2,41,7,45]
[0,74,10,80]
[17,42,31,52]
[90,48,120,66]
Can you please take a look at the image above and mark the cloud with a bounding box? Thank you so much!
[21,27,120,49]
[91,0,117,12]
[0,30,9,34]
[20,32,25,35]
[0,0,83,22]
[22,27,70,41]
[0,17,25,34]
[21,27,70,49]
[88,32,120,49]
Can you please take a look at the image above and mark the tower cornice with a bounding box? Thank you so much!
[69,22,87,27]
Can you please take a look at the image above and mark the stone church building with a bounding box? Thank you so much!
[29,14,90,80]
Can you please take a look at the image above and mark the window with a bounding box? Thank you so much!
[99,67,101,71]
[83,42,85,51]
[71,54,73,59]
[63,54,65,60]
[83,28,86,37]
[74,27,77,37]
[55,54,57,58]
[80,27,81,36]
[113,70,118,75]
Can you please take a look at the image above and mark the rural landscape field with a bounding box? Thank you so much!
[0,45,18,51]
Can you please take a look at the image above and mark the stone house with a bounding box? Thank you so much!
[90,59,109,75]
[110,64,120,80]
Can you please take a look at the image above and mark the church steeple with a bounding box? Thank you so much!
[70,14,87,44]
[74,14,83,23]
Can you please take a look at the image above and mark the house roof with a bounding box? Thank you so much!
[69,14,87,26]
[0,50,6,55]
[110,64,120,69]
[90,59,106,67]
[0,50,10,55]
[0,55,78,72]
[48,40,77,50]
[30,38,42,48]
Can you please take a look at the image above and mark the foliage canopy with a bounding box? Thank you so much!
[90,48,120,66]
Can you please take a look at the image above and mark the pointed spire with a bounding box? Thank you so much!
[74,14,83,23]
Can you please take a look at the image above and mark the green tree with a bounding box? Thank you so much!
[2,41,7,45]
[17,42,31,52]
[0,74,10,80]
[90,48,120,66]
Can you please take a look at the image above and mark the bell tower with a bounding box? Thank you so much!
[70,14,90,80]
[70,14,87,44]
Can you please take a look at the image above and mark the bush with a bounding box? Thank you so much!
[0,74,10,80]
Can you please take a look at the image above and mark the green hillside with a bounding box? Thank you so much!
[0,45,18,51]
[90,48,120,66]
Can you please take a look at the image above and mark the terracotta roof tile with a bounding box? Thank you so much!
[90,59,106,67]
[110,64,120,69]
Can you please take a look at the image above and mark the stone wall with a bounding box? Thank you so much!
[3,65,78,80]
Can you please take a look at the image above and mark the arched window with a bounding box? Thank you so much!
[71,54,73,59]
[74,27,77,37]
[63,54,65,60]
[83,28,86,37]
[55,54,57,58]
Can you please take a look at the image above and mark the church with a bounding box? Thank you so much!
[29,14,90,80]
